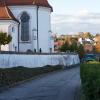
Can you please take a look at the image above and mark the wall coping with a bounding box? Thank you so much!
[0,51,77,55]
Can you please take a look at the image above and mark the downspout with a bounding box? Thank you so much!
[18,23,20,52]
[37,6,39,52]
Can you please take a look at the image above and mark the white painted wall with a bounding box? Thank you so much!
[9,6,37,52]
[0,54,80,68]
[38,7,51,52]
[0,22,9,33]
[9,22,19,51]
[0,5,53,52]
[9,5,52,52]
[0,6,52,52]
[0,21,18,51]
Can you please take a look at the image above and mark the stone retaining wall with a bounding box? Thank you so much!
[0,53,80,68]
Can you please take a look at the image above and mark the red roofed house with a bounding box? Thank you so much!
[0,0,53,52]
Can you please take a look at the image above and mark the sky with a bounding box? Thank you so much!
[49,0,100,35]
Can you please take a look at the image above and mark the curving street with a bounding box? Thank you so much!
[0,67,80,100]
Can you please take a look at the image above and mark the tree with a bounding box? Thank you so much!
[95,44,100,53]
[59,39,85,59]
[59,41,69,52]
[83,32,93,39]
[0,32,12,51]
[69,42,78,52]
[95,33,100,37]
[77,44,85,59]
[59,40,78,52]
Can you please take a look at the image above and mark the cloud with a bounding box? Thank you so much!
[77,9,89,17]
[51,11,100,34]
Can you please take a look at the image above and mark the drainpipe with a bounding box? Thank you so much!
[18,23,20,52]
[37,6,39,52]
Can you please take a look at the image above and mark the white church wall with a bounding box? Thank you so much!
[38,7,51,52]
[9,23,19,51]
[0,21,10,33]
[9,6,52,52]
[9,6,38,52]
[0,54,80,68]
[0,21,18,51]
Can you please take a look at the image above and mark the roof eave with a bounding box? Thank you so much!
[0,18,19,23]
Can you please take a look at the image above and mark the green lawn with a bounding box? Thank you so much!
[80,62,100,100]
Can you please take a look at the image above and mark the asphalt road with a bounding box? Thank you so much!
[0,66,80,100]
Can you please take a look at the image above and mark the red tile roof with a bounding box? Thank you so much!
[0,1,19,22]
[6,0,52,10]
[0,0,52,21]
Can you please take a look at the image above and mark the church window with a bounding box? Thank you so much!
[20,12,30,41]
[12,27,15,32]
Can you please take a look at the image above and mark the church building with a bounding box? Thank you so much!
[0,0,53,53]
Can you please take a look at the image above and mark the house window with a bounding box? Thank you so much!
[20,12,30,41]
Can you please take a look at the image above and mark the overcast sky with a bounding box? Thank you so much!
[49,0,100,35]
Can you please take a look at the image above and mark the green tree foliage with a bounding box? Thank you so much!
[59,41,69,52]
[77,44,85,59]
[0,32,12,51]
[59,41,85,58]
[83,32,93,39]
[69,42,77,52]
[60,40,78,52]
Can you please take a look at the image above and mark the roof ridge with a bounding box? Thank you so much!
[5,6,11,19]
[6,6,19,22]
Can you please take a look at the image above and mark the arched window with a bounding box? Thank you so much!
[20,12,30,41]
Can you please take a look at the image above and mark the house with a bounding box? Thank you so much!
[94,35,100,53]
[94,35,100,45]
[0,0,53,53]
[84,44,94,53]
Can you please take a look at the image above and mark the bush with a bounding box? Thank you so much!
[0,32,12,51]
[0,65,62,87]
[80,62,100,100]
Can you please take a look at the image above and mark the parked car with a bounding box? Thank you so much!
[95,54,100,62]
[81,54,96,62]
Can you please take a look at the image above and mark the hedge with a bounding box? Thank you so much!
[80,62,100,100]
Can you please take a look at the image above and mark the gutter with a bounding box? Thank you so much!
[37,6,39,52]
[18,22,20,52]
